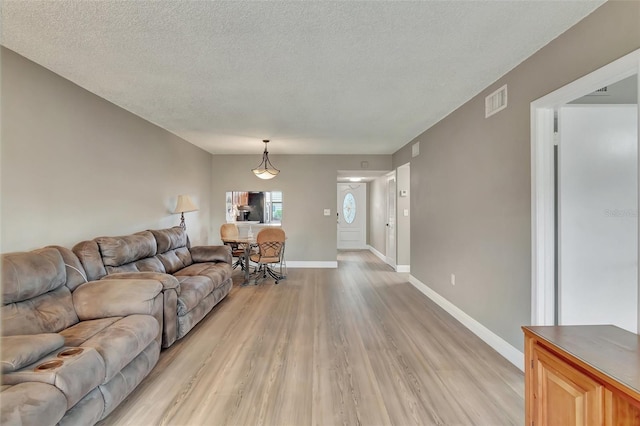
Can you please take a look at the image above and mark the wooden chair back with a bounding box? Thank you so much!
[255,228,285,261]
[220,223,239,240]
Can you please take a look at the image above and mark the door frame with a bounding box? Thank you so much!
[385,171,397,268]
[530,48,640,326]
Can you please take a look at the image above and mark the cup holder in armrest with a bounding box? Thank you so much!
[57,348,84,358]
[34,359,63,372]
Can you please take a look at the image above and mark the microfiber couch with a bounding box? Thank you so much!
[72,227,233,348]
[1,246,163,425]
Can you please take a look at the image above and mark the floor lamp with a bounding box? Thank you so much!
[174,195,198,230]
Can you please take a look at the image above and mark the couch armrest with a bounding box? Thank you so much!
[1,334,64,374]
[104,272,180,292]
[190,245,232,265]
[1,382,67,426]
[72,279,163,321]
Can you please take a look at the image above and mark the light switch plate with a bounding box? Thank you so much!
[403,209,409,217]
[324,209,331,216]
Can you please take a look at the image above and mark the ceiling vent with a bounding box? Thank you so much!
[485,84,508,118]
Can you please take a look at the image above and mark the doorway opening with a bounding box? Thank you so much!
[531,49,640,330]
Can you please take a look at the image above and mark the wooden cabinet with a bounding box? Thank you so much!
[523,325,640,426]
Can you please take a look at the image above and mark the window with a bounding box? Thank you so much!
[343,192,356,224]
[266,191,283,223]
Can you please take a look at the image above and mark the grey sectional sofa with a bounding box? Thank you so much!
[72,227,233,348]
[1,246,163,425]
[1,227,233,425]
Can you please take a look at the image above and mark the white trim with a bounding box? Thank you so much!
[368,245,386,262]
[386,172,397,269]
[531,48,640,326]
[530,106,556,326]
[369,246,409,272]
[396,265,410,273]
[286,261,337,268]
[408,275,524,371]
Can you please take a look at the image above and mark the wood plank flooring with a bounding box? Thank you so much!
[100,250,524,425]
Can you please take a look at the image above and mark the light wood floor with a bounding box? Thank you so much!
[101,251,524,426]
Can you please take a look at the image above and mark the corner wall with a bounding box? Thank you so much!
[1,48,213,251]
[393,0,640,351]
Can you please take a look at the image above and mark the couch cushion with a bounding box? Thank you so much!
[156,247,193,274]
[2,248,67,304]
[175,262,233,291]
[175,276,215,316]
[1,382,67,426]
[78,315,159,383]
[72,240,108,282]
[58,387,104,426]
[49,246,89,292]
[1,286,79,336]
[97,341,159,420]
[104,256,166,275]
[150,227,188,252]
[59,318,121,347]
[96,231,157,267]
[1,333,65,373]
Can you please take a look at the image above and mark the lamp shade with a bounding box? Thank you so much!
[253,167,279,180]
[252,140,279,179]
[174,195,198,213]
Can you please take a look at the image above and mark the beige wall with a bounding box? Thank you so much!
[396,164,410,267]
[368,176,387,256]
[211,155,391,262]
[1,48,213,252]
[392,0,640,351]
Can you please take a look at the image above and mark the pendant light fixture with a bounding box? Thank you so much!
[252,139,280,179]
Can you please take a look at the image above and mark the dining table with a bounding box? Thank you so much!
[221,236,256,285]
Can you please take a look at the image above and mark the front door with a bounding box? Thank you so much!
[337,183,367,249]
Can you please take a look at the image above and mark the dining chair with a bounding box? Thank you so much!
[220,223,246,270]
[249,227,286,284]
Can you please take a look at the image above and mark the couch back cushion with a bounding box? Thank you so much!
[149,227,193,274]
[3,248,66,304]
[72,240,108,281]
[97,231,157,267]
[94,231,165,275]
[50,246,89,292]
[1,248,79,336]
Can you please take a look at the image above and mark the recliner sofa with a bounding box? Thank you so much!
[1,246,164,425]
[72,226,233,348]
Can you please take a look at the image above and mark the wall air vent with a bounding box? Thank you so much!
[485,84,508,118]
[412,142,420,158]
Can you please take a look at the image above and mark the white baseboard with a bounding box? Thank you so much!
[396,265,410,273]
[286,261,338,268]
[368,245,386,262]
[368,246,408,272]
[408,275,524,372]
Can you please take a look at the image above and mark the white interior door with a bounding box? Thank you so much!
[337,183,367,249]
[385,175,396,267]
[558,105,638,332]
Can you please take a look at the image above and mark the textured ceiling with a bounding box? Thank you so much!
[1,1,605,155]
